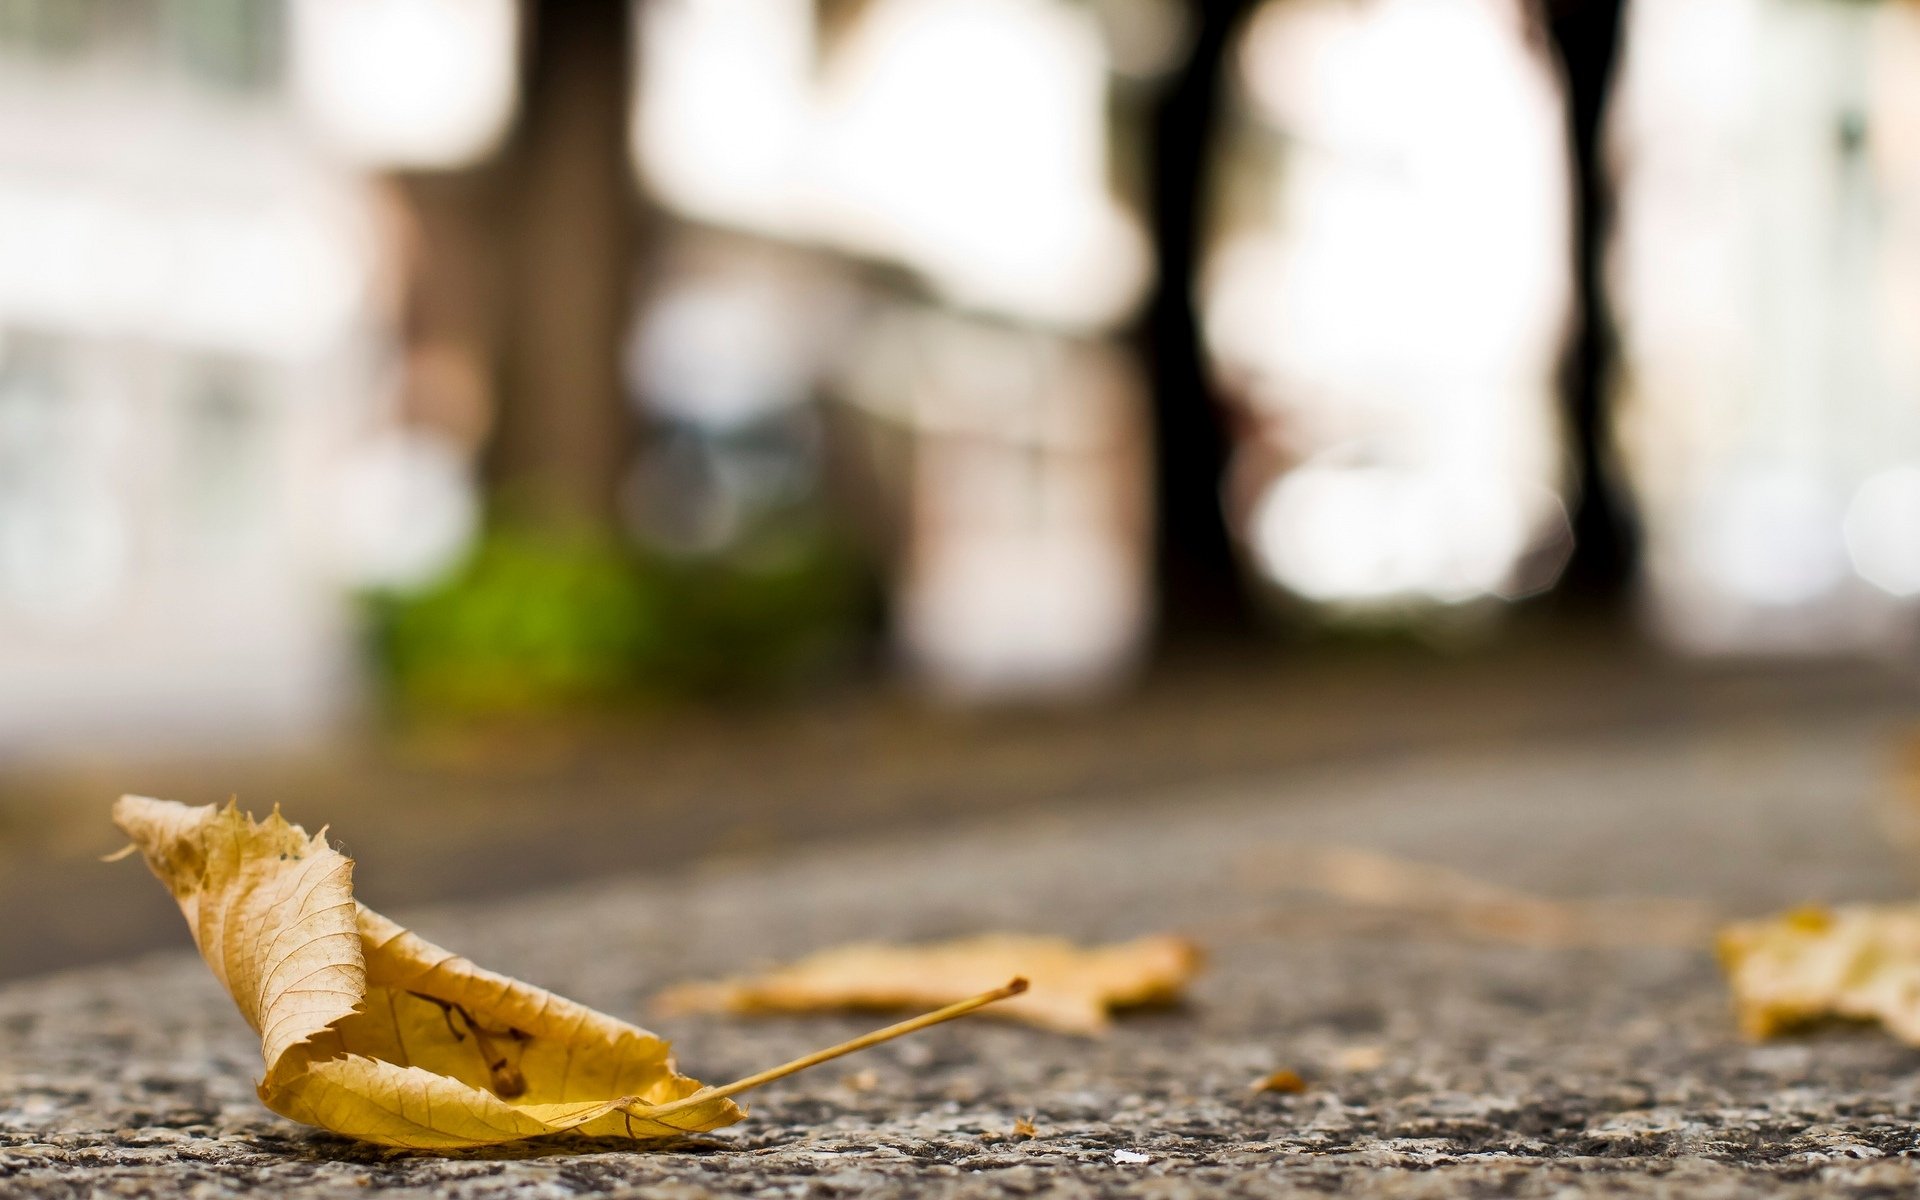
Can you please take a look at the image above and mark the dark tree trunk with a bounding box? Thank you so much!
[487,0,638,527]
[1140,0,1261,645]
[1543,0,1637,600]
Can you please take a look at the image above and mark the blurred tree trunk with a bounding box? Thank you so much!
[487,0,637,528]
[1544,0,1636,600]
[1142,0,1259,645]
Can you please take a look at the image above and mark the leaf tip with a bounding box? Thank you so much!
[100,843,138,864]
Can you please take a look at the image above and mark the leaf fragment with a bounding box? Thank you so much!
[1244,843,1718,948]
[1718,903,1920,1043]
[1251,1068,1307,1094]
[655,933,1201,1036]
[113,795,1017,1149]
[1330,1044,1386,1072]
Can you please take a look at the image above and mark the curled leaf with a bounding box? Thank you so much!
[1719,903,1920,1043]
[656,933,1201,1036]
[113,796,1018,1149]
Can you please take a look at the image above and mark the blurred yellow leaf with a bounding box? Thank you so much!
[114,796,1019,1150]
[1719,903,1920,1042]
[656,933,1201,1036]
[1329,1044,1386,1072]
[1244,843,1718,948]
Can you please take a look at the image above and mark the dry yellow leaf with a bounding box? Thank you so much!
[1329,1044,1386,1072]
[655,933,1201,1036]
[1251,1068,1306,1094]
[1719,903,1920,1043]
[113,795,1020,1150]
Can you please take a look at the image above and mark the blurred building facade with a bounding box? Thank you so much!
[1609,0,1920,654]
[0,2,385,751]
[5,0,1920,751]
[629,0,1163,698]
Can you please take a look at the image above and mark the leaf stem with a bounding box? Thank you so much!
[634,977,1028,1118]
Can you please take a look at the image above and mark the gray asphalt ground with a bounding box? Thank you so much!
[2,630,1910,980]
[8,659,1920,1197]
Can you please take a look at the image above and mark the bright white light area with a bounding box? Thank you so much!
[1874,4,1920,397]
[633,0,816,237]
[813,0,1148,329]
[632,0,1150,331]
[0,480,128,621]
[328,429,479,592]
[291,0,520,170]
[1686,470,1848,609]
[1215,0,1570,389]
[905,529,1144,699]
[1248,463,1536,606]
[1204,0,1570,609]
[1609,0,1920,650]
[629,270,827,431]
[1845,466,1920,597]
[0,179,370,361]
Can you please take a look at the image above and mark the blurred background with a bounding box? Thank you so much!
[4,0,1919,977]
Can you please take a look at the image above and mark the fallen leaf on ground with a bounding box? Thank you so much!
[113,795,1021,1150]
[655,933,1201,1036]
[1718,903,1920,1042]
[1242,843,1718,948]
[1251,1068,1307,1093]
[1330,1044,1386,1072]
[1012,1115,1038,1138]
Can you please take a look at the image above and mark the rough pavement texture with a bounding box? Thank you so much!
[8,707,1920,1197]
